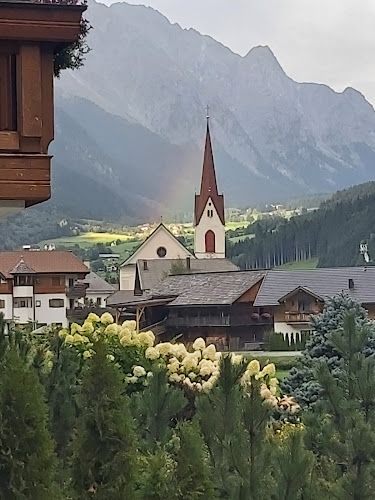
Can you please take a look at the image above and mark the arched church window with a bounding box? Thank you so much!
[205,230,215,253]
[157,246,167,258]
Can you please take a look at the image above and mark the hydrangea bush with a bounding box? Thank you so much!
[53,313,300,414]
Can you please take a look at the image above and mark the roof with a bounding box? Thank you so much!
[254,267,375,306]
[0,251,88,279]
[278,286,324,303]
[122,223,194,266]
[10,257,36,275]
[106,290,153,307]
[195,122,225,225]
[151,270,267,306]
[138,258,238,291]
[79,272,115,294]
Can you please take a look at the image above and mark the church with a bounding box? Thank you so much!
[118,117,233,294]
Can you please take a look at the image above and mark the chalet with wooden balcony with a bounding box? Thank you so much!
[0,0,85,215]
[254,267,375,339]
[0,250,88,327]
[109,270,270,350]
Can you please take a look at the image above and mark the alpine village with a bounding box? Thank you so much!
[1,0,375,498]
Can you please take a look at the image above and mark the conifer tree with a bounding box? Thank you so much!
[306,311,375,499]
[283,294,375,407]
[0,348,58,499]
[72,342,138,499]
[175,420,215,500]
[138,449,177,500]
[197,355,272,499]
[134,368,187,451]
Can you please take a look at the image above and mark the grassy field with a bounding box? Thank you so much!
[40,232,142,261]
[277,258,319,270]
[225,221,250,231]
[229,234,255,243]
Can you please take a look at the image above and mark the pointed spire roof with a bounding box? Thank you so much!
[195,120,225,225]
[10,256,36,275]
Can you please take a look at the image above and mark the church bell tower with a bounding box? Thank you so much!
[194,114,225,259]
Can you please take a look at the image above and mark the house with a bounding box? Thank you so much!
[67,271,116,322]
[0,250,89,328]
[109,270,270,350]
[0,1,85,216]
[254,267,375,339]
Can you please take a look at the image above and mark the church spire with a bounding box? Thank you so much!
[194,116,225,226]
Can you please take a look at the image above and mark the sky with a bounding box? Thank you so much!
[103,0,375,106]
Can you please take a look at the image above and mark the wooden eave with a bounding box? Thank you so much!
[278,286,324,304]
[0,1,86,44]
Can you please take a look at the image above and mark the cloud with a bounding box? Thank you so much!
[103,0,375,105]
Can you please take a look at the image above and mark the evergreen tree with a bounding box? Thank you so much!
[0,348,58,499]
[134,368,187,451]
[282,294,375,407]
[271,429,314,500]
[138,449,177,500]
[175,420,215,500]
[197,356,272,499]
[72,342,137,499]
[306,312,375,499]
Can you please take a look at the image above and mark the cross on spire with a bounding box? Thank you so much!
[205,104,210,122]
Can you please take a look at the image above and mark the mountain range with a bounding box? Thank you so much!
[50,0,375,221]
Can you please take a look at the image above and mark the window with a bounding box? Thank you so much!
[207,209,214,218]
[205,230,216,253]
[14,298,32,308]
[49,299,64,308]
[52,277,61,286]
[0,300,5,309]
[96,297,102,306]
[68,278,74,287]
[157,246,167,258]
[14,275,33,286]
[36,300,41,307]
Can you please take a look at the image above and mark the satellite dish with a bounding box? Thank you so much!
[360,241,372,263]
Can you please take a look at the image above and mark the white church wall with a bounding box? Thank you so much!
[195,197,225,259]
[120,265,137,290]
[126,226,192,265]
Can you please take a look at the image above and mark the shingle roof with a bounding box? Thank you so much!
[151,270,267,306]
[0,251,88,279]
[254,267,375,306]
[138,258,238,291]
[10,258,36,275]
[106,290,152,307]
[79,272,115,293]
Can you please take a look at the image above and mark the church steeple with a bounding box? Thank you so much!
[194,115,226,259]
[194,119,225,226]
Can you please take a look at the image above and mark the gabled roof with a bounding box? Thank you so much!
[151,270,267,307]
[121,223,194,266]
[195,122,225,225]
[278,286,324,303]
[79,272,115,294]
[10,257,36,275]
[254,267,375,306]
[137,258,238,291]
[0,251,88,279]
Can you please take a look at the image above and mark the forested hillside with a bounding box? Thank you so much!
[228,181,375,268]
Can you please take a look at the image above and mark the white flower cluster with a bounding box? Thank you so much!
[146,337,221,391]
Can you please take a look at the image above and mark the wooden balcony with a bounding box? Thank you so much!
[66,284,87,299]
[167,313,273,328]
[0,1,86,209]
[285,311,313,324]
[67,307,116,322]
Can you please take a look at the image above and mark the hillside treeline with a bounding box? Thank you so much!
[228,181,375,268]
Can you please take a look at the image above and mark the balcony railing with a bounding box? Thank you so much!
[285,311,313,324]
[66,284,87,299]
[167,313,273,328]
[66,306,116,321]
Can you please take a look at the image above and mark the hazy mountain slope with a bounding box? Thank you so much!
[55,0,375,203]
